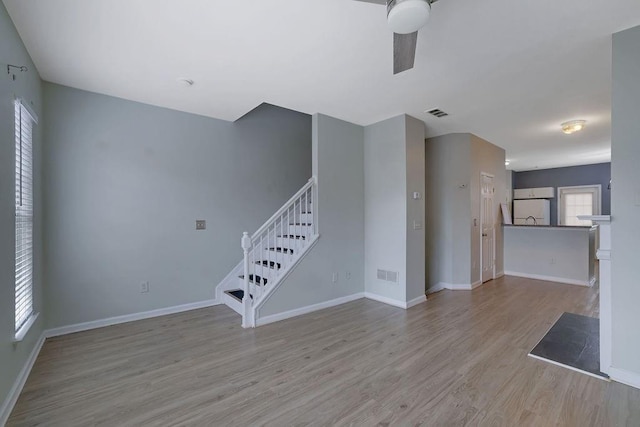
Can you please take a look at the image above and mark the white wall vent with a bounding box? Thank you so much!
[377,269,399,283]
[386,271,398,283]
[426,108,449,118]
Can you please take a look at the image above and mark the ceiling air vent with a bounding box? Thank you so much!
[427,108,449,118]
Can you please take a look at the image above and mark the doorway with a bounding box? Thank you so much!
[480,173,495,283]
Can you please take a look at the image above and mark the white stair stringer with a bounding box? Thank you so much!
[214,177,319,327]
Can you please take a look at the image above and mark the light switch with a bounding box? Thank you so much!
[196,220,206,230]
[413,221,422,230]
[413,192,421,200]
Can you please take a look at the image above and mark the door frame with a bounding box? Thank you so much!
[480,172,496,283]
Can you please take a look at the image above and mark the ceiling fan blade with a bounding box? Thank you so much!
[352,0,387,4]
[393,31,418,74]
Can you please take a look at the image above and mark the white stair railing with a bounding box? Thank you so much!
[240,177,318,328]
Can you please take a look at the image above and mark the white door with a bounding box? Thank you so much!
[481,174,495,283]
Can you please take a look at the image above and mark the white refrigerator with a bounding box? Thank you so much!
[513,199,550,225]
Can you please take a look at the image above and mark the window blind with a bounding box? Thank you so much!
[15,100,36,333]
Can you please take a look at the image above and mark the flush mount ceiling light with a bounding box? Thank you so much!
[387,0,432,34]
[561,120,586,135]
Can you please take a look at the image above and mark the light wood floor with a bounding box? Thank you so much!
[8,276,640,426]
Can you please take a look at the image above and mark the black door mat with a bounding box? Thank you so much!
[528,312,609,380]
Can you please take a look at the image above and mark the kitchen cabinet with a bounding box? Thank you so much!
[513,187,555,199]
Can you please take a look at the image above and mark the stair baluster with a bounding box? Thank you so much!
[219,177,319,327]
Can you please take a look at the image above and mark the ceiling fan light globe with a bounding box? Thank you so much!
[387,0,431,34]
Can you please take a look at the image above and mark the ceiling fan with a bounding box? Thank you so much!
[354,0,438,74]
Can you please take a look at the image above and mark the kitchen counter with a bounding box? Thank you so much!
[504,225,597,286]
[503,224,595,230]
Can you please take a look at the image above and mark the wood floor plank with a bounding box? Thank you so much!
[7,276,640,426]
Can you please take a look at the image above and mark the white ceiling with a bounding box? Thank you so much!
[5,0,640,171]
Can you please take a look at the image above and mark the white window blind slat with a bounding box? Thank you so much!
[15,99,35,333]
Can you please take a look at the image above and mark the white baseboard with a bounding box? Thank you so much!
[45,299,221,338]
[256,292,364,326]
[504,271,589,287]
[0,332,46,426]
[609,367,640,390]
[446,284,472,290]
[406,295,427,308]
[363,292,426,309]
[427,283,445,294]
[440,281,484,291]
[364,292,407,308]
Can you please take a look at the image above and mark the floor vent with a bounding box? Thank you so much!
[426,108,449,118]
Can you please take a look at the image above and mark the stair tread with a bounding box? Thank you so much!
[225,289,252,302]
[239,274,268,285]
[277,234,306,239]
[290,223,312,226]
[268,247,294,254]
[255,260,281,269]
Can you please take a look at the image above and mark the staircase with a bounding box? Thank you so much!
[215,177,319,327]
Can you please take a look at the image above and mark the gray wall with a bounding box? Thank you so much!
[513,163,611,226]
[404,116,426,301]
[611,26,640,378]
[425,134,471,287]
[43,83,311,328]
[0,2,44,416]
[426,133,506,288]
[364,116,408,302]
[258,114,365,316]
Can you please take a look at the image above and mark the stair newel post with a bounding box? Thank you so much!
[241,231,253,328]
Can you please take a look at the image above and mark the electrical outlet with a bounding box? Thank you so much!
[196,220,206,230]
[140,281,149,293]
[345,271,351,280]
[332,272,338,283]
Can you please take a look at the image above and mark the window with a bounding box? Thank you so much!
[558,185,601,226]
[14,99,37,339]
